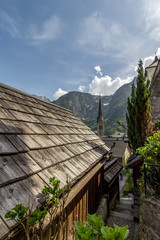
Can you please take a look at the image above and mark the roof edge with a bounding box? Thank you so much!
[0,82,73,114]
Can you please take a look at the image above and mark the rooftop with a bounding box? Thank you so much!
[0,83,109,239]
[103,140,128,158]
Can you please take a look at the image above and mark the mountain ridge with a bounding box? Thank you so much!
[35,78,136,135]
[52,91,112,119]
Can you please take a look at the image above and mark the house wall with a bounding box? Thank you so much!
[42,167,104,240]
[122,145,132,164]
[150,75,160,123]
[8,167,104,240]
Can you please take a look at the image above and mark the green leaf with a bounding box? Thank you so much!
[28,208,47,228]
[5,204,29,222]
[5,211,17,220]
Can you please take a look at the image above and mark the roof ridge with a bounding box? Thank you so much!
[0,82,73,114]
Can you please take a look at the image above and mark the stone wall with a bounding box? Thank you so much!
[140,198,160,240]
[96,195,109,223]
[150,75,160,123]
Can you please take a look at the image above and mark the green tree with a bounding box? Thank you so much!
[126,83,137,149]
[126,60,152,150]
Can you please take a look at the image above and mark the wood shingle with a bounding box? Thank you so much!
[0,83,110,239]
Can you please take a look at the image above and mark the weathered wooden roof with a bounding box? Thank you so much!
[103,140,128,158]
[104,158,122,187]
[127,154,143,168]
[0,83,110,239]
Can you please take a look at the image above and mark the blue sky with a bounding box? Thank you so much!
[0,0,160,100]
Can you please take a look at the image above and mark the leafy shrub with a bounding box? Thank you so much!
[137,131,160,195]
[137,131,160,164]
[122,166,133,196]
[74,214,129,240]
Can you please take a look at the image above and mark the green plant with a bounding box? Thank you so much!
[137,131,160,164]
[101,225,129,240]
[42,177,71,240]
[137,131,160,195]
[5,204,46,240]
[126,59,152,150]
[74,214,129,240]
[122,166,133,196]
[5,177,71,240]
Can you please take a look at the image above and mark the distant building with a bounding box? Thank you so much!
[145,56,159,81]
[97,97,104,139]
[145,56,160,123]
[103,138,132,164]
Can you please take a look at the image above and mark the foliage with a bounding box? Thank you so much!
[137,131,160,164]
[28,208,47,228]
[5,203,45,240]
[5,177,71,240]
[122,166,133,196]
[126,60,152,150]
[101,225,129,240]
[74,214,129,240]
[5,204,29,222]
[42,177,63,207]
[126,83,137,149]
[137,131,160,195]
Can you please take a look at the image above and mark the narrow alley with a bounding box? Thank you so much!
[106,178,139,239]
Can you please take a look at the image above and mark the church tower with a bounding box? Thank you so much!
[97,97,104,139]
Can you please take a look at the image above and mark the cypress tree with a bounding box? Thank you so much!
[126,59,152,150]
[126,83,137,149]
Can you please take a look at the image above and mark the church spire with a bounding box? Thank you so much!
[97,97,104,139]
[97,97,103,122]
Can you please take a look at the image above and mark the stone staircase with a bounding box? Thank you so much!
[106,194,139,240]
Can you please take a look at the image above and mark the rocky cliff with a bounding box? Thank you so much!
[52,78,136,135]
[52,91,112,119]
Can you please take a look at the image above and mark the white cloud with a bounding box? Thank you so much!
[89,75,133,96]
[142,48,160,68]
[133,48,160,72]
[77,13,122,51]
[76,12,142,61]
[143,0,160,41]
[28,15,62,45]
[78,85,85,92]
[94,66,103,76]
[143,56,155,68]
[156,48,160,57]
[0,10,20,38]
[53,88,68,100]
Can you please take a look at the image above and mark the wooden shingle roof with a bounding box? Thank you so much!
[0,83,110,239]
[103,140,128,158]
[104,158,122,187]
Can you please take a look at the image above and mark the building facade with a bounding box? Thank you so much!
[145,56,160,123]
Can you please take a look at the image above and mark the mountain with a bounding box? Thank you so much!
[52,91,112,119]
[52,78,136,135]
[103,77,136,135]
[32,95,51,103]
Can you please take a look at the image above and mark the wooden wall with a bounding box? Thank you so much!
[42,166,104,240]
[8,167,104,240]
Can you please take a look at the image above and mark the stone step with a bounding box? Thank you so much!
[120,197,133,201]
[119,200,133,206]
[114,208,133,216]
[110,210,134,221]
[116,203,133,211]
